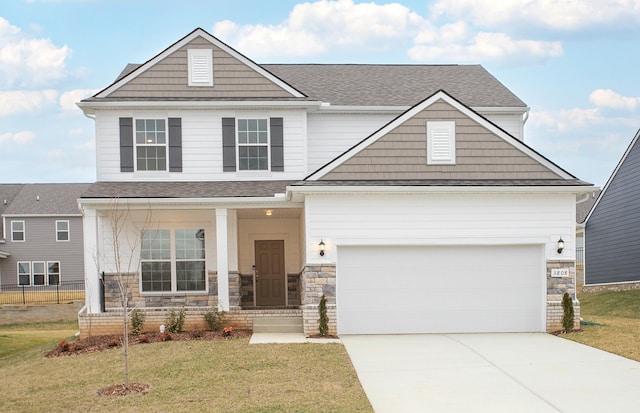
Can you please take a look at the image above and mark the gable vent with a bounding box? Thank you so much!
[188,49,213,86]
[427,121,455,165]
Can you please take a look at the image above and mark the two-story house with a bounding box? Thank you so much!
[0,183,90,289]
[77,28,592,337]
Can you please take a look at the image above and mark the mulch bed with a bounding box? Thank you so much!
[45,329,252,358]
[96,383,151,397]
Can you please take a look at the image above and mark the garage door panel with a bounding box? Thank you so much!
[337,245,544,334]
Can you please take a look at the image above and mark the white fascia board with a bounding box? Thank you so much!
[2,214,82,218]
[288,185,596,196]
[306,91,574,181]
[77,100,322,113]
[95,29,305,99]
[78,196,303,211]
[584,129,640,224]
[0,250,10,259]
[316,105,408,114]
[473,106,530,114]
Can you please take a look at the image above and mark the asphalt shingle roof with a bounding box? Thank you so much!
[110,63,526,108]
[3,184,91,215]
[81,181,296,199]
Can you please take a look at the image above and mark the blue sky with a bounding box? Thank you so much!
[1,0,640,187]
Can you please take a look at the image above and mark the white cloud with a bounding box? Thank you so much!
[429,0,640,31]
[213,0,425,58]
[409,30,563,64]
[0,17,71,86]
[529,107,601,132]
[0,131,35,144]
[0,90,58,116]
[59,88,98,113]
[589,89,640,111]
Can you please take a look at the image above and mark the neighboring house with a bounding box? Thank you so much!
[0,183,90,288]
[76,28,593,337]
[575,189,600,284]
[584,129,640,289]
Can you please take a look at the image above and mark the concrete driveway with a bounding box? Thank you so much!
[341,333,640,412]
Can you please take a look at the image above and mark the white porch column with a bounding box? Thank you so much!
[82,207,101,313]
[216,208,230,311]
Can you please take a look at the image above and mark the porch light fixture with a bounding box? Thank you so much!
[265,209,273,217]
[557,237,564,254]
[319,239,326,256]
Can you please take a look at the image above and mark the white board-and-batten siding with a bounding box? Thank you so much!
[95,110,307,181]
[304,192,576,263]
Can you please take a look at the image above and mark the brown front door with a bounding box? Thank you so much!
[255,240,285,306]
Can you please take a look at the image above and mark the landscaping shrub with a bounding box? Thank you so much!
[204,307,226,331]
[562,292,575,333]
[130,308,146,336]
[319,294,329,337]
[166,308,186,333]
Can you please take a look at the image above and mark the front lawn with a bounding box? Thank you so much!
[0,323,372,413]
[562,289,640,361]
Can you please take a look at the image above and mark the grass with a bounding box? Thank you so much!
[562,289,640,361]
[0,324,372,413]
[0,320,78,361]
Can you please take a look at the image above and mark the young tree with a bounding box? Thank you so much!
[104,198,153,386]
[562,292,575,333]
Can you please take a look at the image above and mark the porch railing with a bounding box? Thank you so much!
[576,247,584,270]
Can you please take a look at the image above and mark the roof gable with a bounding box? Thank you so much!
[306,90,576,182]
[585,129,640,223]
[94,28,305,100]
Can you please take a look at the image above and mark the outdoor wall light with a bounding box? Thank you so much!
[265,209,273,217]
[319,239,326,256]
[557,237,564,254]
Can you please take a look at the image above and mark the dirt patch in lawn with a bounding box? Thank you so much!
[45,329,252,358]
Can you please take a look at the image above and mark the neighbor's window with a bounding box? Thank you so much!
[48,262,60,285]
[33,262,46,285]
[11,220,25,242]
[18,262,31,285]
[135,119,167,171]
[140,228,206,293]
[56,220,70,241]
[237,119,269,171]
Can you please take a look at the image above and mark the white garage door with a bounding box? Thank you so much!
[337,245,544,334]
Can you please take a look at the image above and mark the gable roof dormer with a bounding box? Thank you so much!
[89,28,306,102]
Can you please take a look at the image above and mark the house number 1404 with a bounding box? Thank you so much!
[551,268,570,278]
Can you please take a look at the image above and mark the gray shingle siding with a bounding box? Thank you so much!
[585,131,640,284]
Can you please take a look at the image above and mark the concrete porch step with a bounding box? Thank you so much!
[252,316,304,334]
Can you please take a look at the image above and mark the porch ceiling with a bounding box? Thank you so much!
[237,208,301,219]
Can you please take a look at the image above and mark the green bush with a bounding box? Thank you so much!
[318,295,329,337]
[130,308,146,336]
[562,292,575,333]
[204,307,227,331]
[166,308,186,333]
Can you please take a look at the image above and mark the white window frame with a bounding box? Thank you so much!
[236,118,270,171]
[427,121,456,165]
[56,220,70,242]
[47,261,61,285]
[17,261,31,286]
[32,261,46,286]
[11,220,25,242]
[188,49,213,86]
[140,227,207,294]
[134,118,167,171]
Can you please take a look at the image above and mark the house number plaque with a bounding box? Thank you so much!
[551,268,570,278]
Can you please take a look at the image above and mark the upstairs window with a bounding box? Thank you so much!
[135,119,167,171]
[427,121,456,165]
[11,220,25,242]
[237,119,269,171]
[56,220,69,241]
